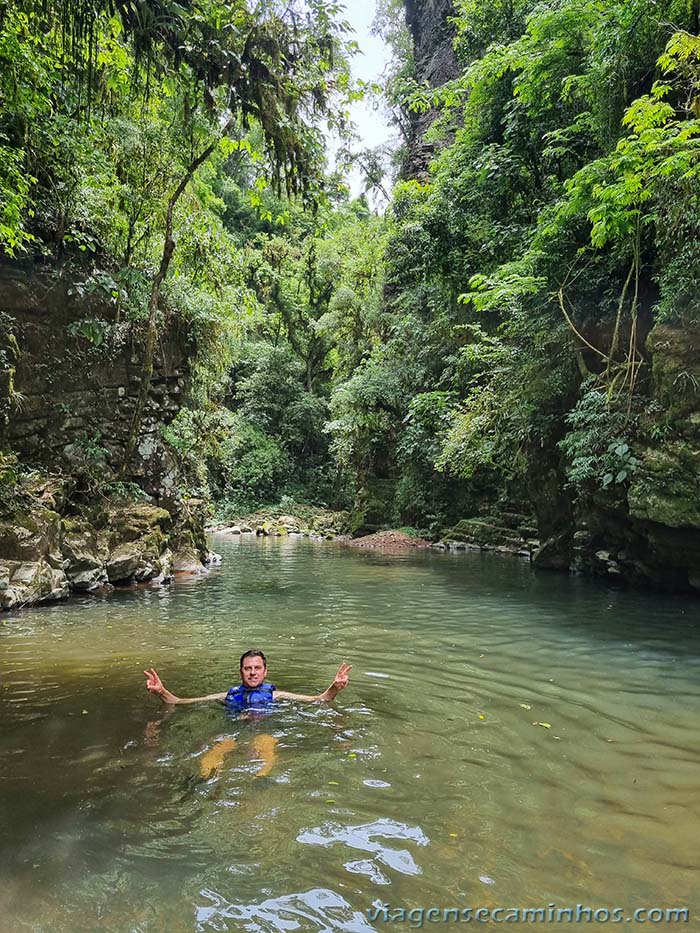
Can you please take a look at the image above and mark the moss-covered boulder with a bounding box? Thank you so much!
[628,443,700,529]
[0,508,62,564]
[0,471,213,606]
[442,518,525,551]
[105,531,168,583]
[62,518,109,590]
[170,498,209,562]
[647,324,700,425]
[104,503,171,545]
[0,558,69,609]
[99,503,171,583]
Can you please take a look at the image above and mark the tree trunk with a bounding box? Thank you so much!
[120,121,234,479]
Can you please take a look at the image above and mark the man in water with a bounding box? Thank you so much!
[143,650,352,706]
[144,650,352,778]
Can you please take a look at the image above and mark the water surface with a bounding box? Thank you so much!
[1,535,699,931]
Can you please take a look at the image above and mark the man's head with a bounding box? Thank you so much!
[240,649,267,688]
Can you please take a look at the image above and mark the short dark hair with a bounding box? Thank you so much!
[240,649,267,669]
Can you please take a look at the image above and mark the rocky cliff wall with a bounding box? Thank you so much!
[0,259,214,610]
[562,323,700,591]
[0,259,188,503]
[402,0,460,179]
[439,322,700,593]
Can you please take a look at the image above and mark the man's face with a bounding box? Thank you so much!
[240,655,267,688]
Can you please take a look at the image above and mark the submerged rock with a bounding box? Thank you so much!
[172,547,209,574]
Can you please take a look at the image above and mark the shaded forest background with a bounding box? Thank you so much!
[2,0,700,587]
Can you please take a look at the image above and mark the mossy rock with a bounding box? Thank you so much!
[628,443,700,529]
[106,503,171,544]
[62,517,109,589]
[170,498,209,560]
[106,528,169,583]
[647,324,700,422]
[0,558,69,609]
[0,508,62,563]
[443,518,524,550]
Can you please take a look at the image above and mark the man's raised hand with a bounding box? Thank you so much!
[332,662,352,693]
[144,668,165,697]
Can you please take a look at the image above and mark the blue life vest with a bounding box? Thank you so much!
[224,682,276,711]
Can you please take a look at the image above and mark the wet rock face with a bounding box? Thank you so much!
[100,503,172,584]
[431,320,700,591]
[440,506,539,559]
[0,508,70,607]
[0,259,217,610]
[0,508,62,565]
[0,259,190,500]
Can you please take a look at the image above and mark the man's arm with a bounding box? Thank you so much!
[144,668,227,705]
[274,662,352,703]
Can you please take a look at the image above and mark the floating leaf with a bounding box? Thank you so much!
[519,703,531,710]
[478,714,485,720]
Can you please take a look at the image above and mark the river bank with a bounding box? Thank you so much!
[0,471,216,610]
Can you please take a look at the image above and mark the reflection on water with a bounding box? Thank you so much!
[1,534,700,931]
[195,887,374,933]
[298,818,429,884]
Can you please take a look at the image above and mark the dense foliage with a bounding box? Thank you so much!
[320,0,700,533]
[2,0,700,536]
[0,0,360,503]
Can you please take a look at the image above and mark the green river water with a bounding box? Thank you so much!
[1,534,699,932]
